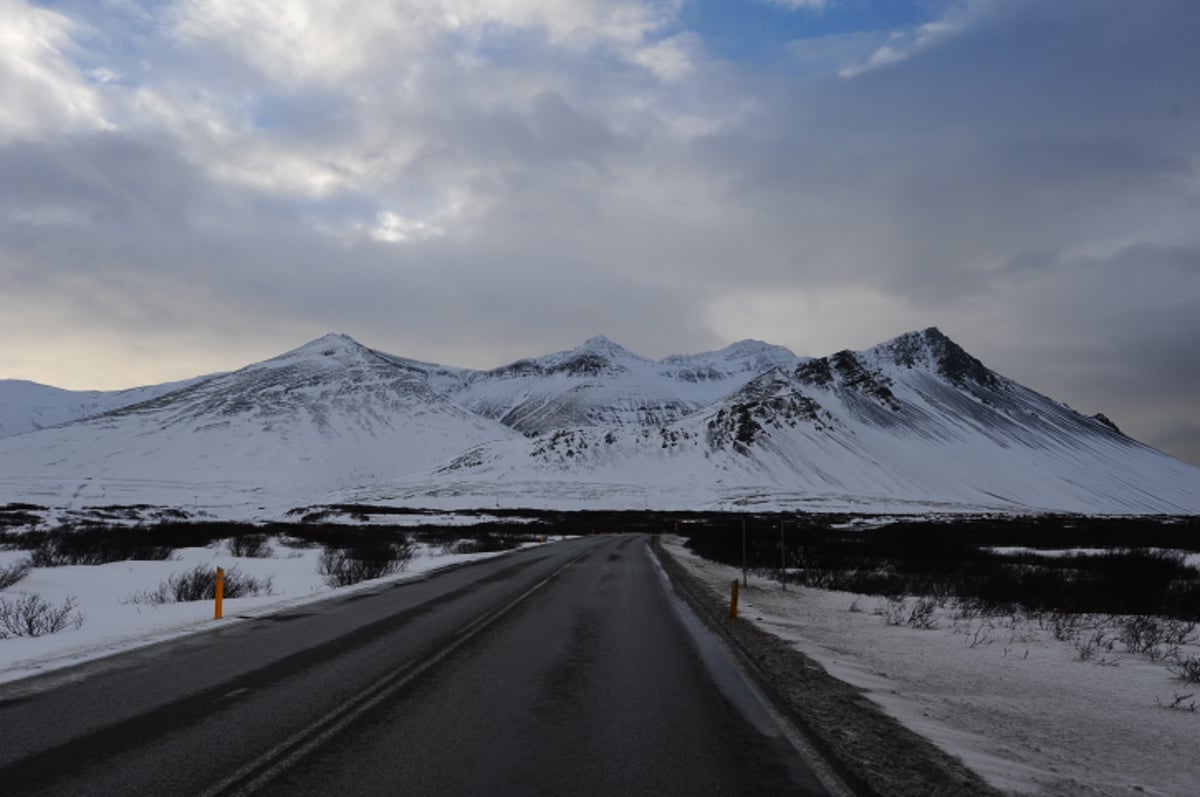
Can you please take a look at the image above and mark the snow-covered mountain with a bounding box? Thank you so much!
[0,334,520,515]
[1,328,1198,518]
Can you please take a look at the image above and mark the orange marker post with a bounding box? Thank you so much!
[215,566,225,620]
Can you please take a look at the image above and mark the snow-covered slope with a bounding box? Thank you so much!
[0,376,212,438]
[1,328,1197,518]
[0,334,520,515]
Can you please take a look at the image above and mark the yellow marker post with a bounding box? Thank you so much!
[215,566,225,620]
[730,579,739,619]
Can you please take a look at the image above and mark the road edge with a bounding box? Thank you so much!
[650,534,1002,797]
[0,542,543,697]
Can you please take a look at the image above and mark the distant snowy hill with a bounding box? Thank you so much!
[0,376,211,438]
[1,328,1198,519]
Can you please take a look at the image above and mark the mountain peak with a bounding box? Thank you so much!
[303,332,362,351]
[723,339,788,357]
[276,332,368,360]
[576,335,642,359]
[536,335,649,375]
[875,327,999,387]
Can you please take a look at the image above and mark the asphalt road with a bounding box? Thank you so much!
[0,534,833,795]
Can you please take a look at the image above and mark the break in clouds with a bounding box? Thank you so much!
[0,0,1197,464]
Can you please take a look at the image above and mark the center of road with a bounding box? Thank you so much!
[200,545,594,796]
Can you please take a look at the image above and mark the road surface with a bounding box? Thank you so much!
[0,534,835,795]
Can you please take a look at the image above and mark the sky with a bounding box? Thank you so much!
[1,0,1198,466]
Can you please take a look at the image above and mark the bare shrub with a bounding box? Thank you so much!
[1156,692,1198,712]
[229,533,274,558]
[881,596,908,625]
[128,564,272,604]
[28,529,175,566]
[1048,612,1082,642]
[317,536,415,588]
[1120,616,1167,659]
[1163,619,1198,647]
[967,622,995,649]
[907,597,940,629]
[1169,655,1200,685]
[950,597,988,622]
[1119,616,1196,661]
[0,557,32,590]
[1074,628,1118,665]
[880,596,940,629]
[0,593,83,637]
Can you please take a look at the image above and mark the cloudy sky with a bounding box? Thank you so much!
[2,0,1198,465]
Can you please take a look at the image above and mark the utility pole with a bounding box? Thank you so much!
[742,518,747,588]
[780,517,787,591]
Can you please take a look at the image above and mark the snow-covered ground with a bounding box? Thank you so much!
[0,535,559,686]
[662,536,1200,797]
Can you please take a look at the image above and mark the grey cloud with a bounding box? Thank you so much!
[1144,420,1200,471]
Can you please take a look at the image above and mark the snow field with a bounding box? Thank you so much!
[662,537,1200,797]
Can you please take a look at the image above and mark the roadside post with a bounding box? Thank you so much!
[780,518,787,592]
[730,579,739,619]
[215,567,225,620]
[741,518,747,588]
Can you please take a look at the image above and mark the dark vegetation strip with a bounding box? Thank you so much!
[4,509,1199,619]
[0,524,536,564]
[679,515,1200,621]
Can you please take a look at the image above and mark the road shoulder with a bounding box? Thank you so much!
[651,534,1000,797]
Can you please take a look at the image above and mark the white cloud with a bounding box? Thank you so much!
[763,0,828,9]
[367,211,443,243]
[169,0,682,87]
[86,66,119,84]
[838,15,968,78]
[0,0,110,139]
[630,34,695,81]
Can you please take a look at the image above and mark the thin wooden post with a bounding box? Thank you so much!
[730,579,739,619]
[214,567,225,620]
[780,518,787,591]
[741,518,747,588]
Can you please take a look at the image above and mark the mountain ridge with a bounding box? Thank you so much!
[0,328,1196,519]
